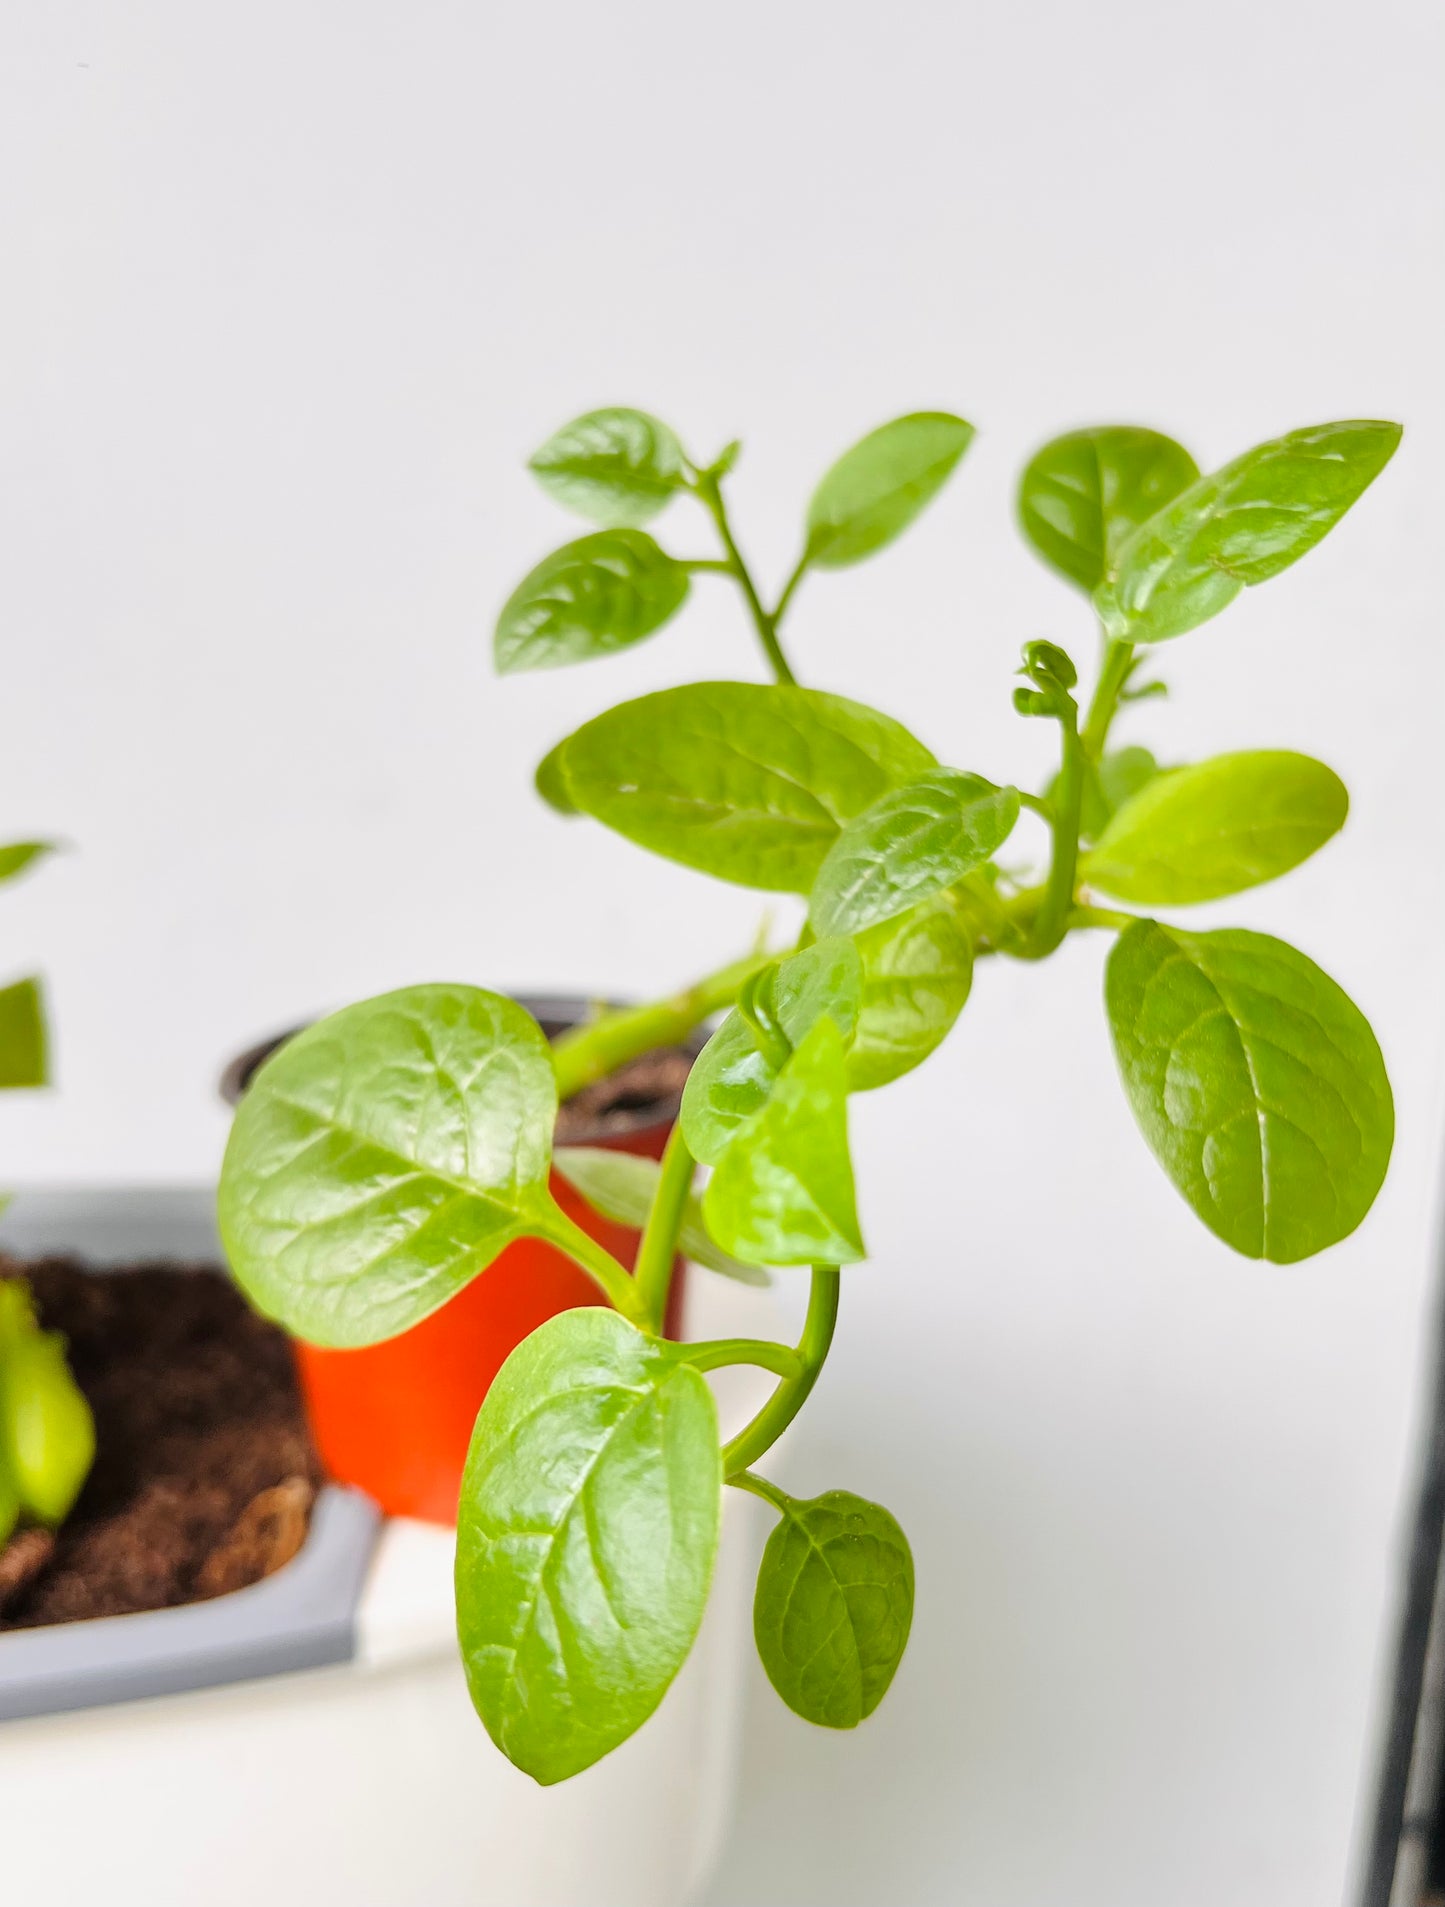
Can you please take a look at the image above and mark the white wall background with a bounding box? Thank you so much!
[1,3,1442,1901]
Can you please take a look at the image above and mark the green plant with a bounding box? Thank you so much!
[218,404,1399,1782]
[0,841,93,1546]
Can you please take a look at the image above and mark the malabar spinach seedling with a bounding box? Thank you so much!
[0,841,94,1545]
[219,405,1400,1781]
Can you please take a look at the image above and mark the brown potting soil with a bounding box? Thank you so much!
[0,1042,698,1631]
[0,1258,320,1629]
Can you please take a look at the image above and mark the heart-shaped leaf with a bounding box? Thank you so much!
[681,939,862,1166]
[551,1146,771,1285]
[752,1487,914,1728]
[457,1308,720,1784]
[218,985,559,1346]
[552,682,936,892]
[848,895,974,1090]
[0,977,47,1089]
[1084,750,1347,904]
[495,530,689,673]
[1096,420,1401,644]
[527,408,686,526]
[1018,426,1200,592]
[808,770,1020,939]
[702,1016,864,1266]
[805,413,975,568]
[1106,921,1393,1261]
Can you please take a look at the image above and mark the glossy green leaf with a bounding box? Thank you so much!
[456,1308,720,1784]
[495,530,689,673]
[534,738,579,815]
[703,1016,863,1266]
[0,978,48,1089]
[527,408,686,526]
[0,1329,95,1527]
[556,682,936,892]
[551,1146,770,1285]
[1096,420,1401,643]
[1084,751,1347,904]
[848,895,974,1090]
[1106,921,1392,1261]
[0,842,55,886]
[1018,426,1200,591]
[809,770,1020,939]
[753,1488,914,1728]
[681,939,862,1166]
[805,413,975,568]
[218,985,559,1347]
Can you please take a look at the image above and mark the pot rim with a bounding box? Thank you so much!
[218,992,710,1142]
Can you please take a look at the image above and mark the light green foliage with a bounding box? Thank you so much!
[550,682,936,892]
[805,413,975,568]
[456,1309,720,1783]
[219,985,561,1346]
[0,1279,95,1530]
[752,1488,914,1727]
[494,530,689,672]
[1096,420,1400,643]
[1106,921,1393,1261]
[1084,750,1347,903]
[215,398,1401,1786]
[703,1016,863,1266]
[809,770,1020,938]
[1019,426,1200,592]
[0,978,48,1089]
[551,1146,771,1285]
[528,408,686,525]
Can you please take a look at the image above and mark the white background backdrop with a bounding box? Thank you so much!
[1,4,1442,1901]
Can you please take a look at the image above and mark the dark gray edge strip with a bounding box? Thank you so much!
[1358,1195,1445,1907]
[0,1487,380,1724]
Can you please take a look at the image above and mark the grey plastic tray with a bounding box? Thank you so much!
[0,1186,381,1723]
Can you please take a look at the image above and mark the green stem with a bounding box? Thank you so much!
[551,950,770,1103]
[721,1265,839,1477]
[537,1205,648,1326]
[1031,706,1084,956]
[771,550,809,628]
[1081,636,1135,762]
[634,1123,695,1332]
[694,473,798,686]
[682,1339,802,1380]
[728,1469,791,1515]
[1069,903,1136,931]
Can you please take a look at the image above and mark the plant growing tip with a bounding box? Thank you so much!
[216,399,1402,1786]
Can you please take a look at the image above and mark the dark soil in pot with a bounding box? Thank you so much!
[0,1259,320,1629]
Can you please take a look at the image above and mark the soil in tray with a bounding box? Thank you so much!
[0,1259,321,1629]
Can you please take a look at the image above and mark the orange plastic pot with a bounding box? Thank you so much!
[220,998,693,1526]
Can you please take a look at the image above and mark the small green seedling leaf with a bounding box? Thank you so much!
[805,413,975,568]
[752,1487,914,1728]
[809,770,1020,939]
[1096,420,1401,643]
[527,408,686,526]
[0,977,48,1089]
[456,1307,720,1784]
[495,530,689,673]
[1018,426,1200,592]
[848,894,974,1090]
[554,682,936,892]
[219,985,559,1346]
[551,1146,771,1285]
[703,1016,864,1266]
[1106,921,1393,1260]
[0,1333,95,1527]
[681,938,862,1166]
[0,842,56,886]
[1084,750,1347,904]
